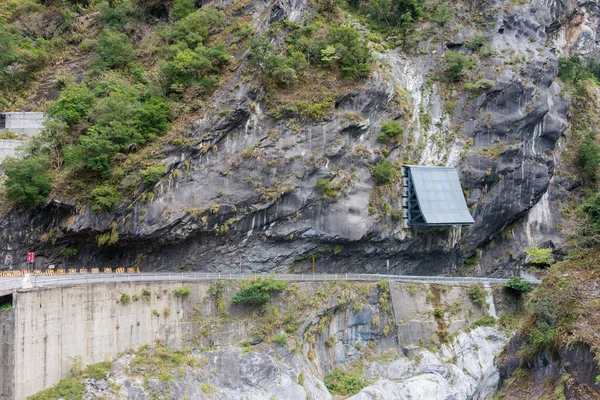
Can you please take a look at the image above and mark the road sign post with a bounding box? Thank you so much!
[27,252,35,271]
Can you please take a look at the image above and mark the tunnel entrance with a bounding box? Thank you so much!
[0,294,12,309]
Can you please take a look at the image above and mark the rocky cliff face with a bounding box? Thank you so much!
[0,0,594,275]
[90,326,507,400]
[498,334,600,399]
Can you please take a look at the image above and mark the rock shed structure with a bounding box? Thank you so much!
[0,112,44,136]
[404,166,474,226]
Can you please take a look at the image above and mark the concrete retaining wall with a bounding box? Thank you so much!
[0,113,44,136]
[6,280,505,399]
[13,281,203,399]
[0,306,14,400]
[0,140,25,165]
[390,282,489,348]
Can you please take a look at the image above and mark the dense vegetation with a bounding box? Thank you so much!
[0,0,464,211]
[0,0,384,211]
[324,366,370,396]
[0,0,239,208]
[231,275,288,307]
[29,359,111,400]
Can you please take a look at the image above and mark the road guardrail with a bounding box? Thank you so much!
[0,272,541,293]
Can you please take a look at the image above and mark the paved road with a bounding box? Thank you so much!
[0,272,541,295]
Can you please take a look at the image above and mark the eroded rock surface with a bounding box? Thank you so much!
[90,327,507,400]
[0,0,595,275]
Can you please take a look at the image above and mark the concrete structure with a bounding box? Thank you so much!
[404,166,474,226]
[0,308,14,400]
[0,140,26,165]
[0,113,44,136]
[0,279,507,399]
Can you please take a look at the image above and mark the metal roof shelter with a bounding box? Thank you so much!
[405,166,474,226]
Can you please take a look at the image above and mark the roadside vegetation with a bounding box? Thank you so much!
[495,56,600,397]
[28,358,111,400]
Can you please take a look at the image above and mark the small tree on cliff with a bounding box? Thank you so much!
[3,156,53,207]
[232,275,288,307]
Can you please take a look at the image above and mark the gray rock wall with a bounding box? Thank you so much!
[0,0,590,277]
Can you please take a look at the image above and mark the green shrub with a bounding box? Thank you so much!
[171,0,196,19]
[326,25,371,80]
[0,21,52,92]
[295,99,332,119]
[580,194,600,233]
[465,79,495,92]
[465,35,486,51]
[273,332,287,346]
[141,165,167,186]
[168,8,224,48]
[231,275,288,307]
[96,229,119,246]
[478,45,496,57]
[136,96,172,140]
[28,377,85,400]
[372,158,398,184]
[324,368,369,396]
[120,293,131,305]
[325,336,337,347]
[0,0,45,23]
[162,43,230,92]
[76,130,118,176]
[70,81,171,176]
[467,283,488,308]
[558,56,594,84]
[377,121,404,144]
[0,304,12,310]
[98,1,132,27]
[80,38,99,52]
[141,288,151,300]
[524,246,554,267]
[504,276,533,294]
[314,178,338,199]
[576,132,600,183]
[61,247,79,258]
[530,326,557,353]
[201,383,217,395]
[445,51,475,81]
[46,82,95,126]
[431,3,452,26]
[91,185,119,212]
[173,286,191,298]
[249,35,307,87]
[350,0,423,29]
[95,29,136,71]
[0,131,19,140]
[2,156,53,207]
[472,315,496,328]
[419,107,432,130]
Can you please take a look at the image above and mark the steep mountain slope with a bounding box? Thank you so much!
[0,0,591,276]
